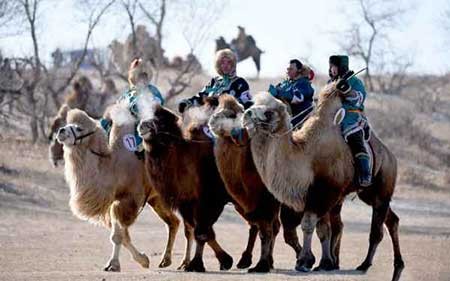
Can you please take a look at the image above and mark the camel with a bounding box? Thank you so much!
[208,94,310,272]
[55,105,188,271]
[137,98,271,272]
[137,101,234,272]
[242,85,404,281]
[209,95,343,269]
[216,26,263,77]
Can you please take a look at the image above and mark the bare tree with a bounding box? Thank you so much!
[45,0,116,109]
[163,0,225,101]
[0,0,22,36]
[338,0,410,92]
[138,0,166,67]
[121,0,139,57]
[0,0,115,142]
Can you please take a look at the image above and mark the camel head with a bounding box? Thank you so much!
[208,94,244,138]
[137,105,181,145]
[242,92,291,137]
[56,109,98,147]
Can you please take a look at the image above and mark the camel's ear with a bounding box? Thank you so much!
[59,104,70,120]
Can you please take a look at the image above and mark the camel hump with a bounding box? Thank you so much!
[247,35,256,46]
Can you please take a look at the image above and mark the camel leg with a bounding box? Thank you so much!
[384,207,405,281]
[280,204,303,258]
[295,212,318,272]
[186,202,232,272]
[269,217,281,269]
[356,200,389,272]
[185,240,207,272]
[248,221,274,273]
[329,202,344,270]
[313,214,335,271]
[104,204,122,272]
[237,224,258,269]
[122,228,150,268]
[177,221,194,270]
[148,196,180,268]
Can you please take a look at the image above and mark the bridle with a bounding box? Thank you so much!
[68,126,109,158]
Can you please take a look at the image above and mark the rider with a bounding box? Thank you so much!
[100,59,164,158]
[329,55,372,187]
[268,59,315,127]
[178,48,251,113]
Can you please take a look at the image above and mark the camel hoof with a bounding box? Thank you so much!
[356,261,372,272]
[104,259,121,272]
[137,253,150,268]
[158,256,171,268]
[313,258,335,271]
[237,252,252,269]
[295,255,315,272]
[248,260,271,273]
[185,257,206,272]
[177,259,190,270]
[219,253,233,271]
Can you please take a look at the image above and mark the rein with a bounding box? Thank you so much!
[69,128,109,158]
[70,127,96,145]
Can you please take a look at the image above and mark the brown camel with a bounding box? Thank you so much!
[56,105,188,271]
[137,102,234,272]
[138,99,270,272]
[208,94,313,272]
[216,26,263,77]
[242,85,404,281]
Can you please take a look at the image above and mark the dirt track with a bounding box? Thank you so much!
[1,142,450,281]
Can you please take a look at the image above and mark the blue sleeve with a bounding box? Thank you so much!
[292,80,314,102]
[148,84,164,105]
[276,81,294,101]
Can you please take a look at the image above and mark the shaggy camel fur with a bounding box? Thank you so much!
[56,106,187,271]
[138,102,243,272]
[243,85,404,281]
[208,94,309,272]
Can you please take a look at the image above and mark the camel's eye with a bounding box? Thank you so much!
[75,127,83,132]
[264,111,273,120]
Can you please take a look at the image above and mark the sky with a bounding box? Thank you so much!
[0,0,448,78]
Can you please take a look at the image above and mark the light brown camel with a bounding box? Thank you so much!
[242,85,404,281]
[56,105,188,271]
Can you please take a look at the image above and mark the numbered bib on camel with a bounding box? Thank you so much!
[123,134,138,151]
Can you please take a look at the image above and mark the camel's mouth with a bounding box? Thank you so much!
[56,125,76,145]
[56,124,94,146]
[208,109,242,137]
[137,119,156,140]
[243,106,275,135]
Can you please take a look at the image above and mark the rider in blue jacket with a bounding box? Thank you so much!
[268,59,315,127]
[329,55,372,187]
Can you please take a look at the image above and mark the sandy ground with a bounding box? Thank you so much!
[1,141,450,281]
